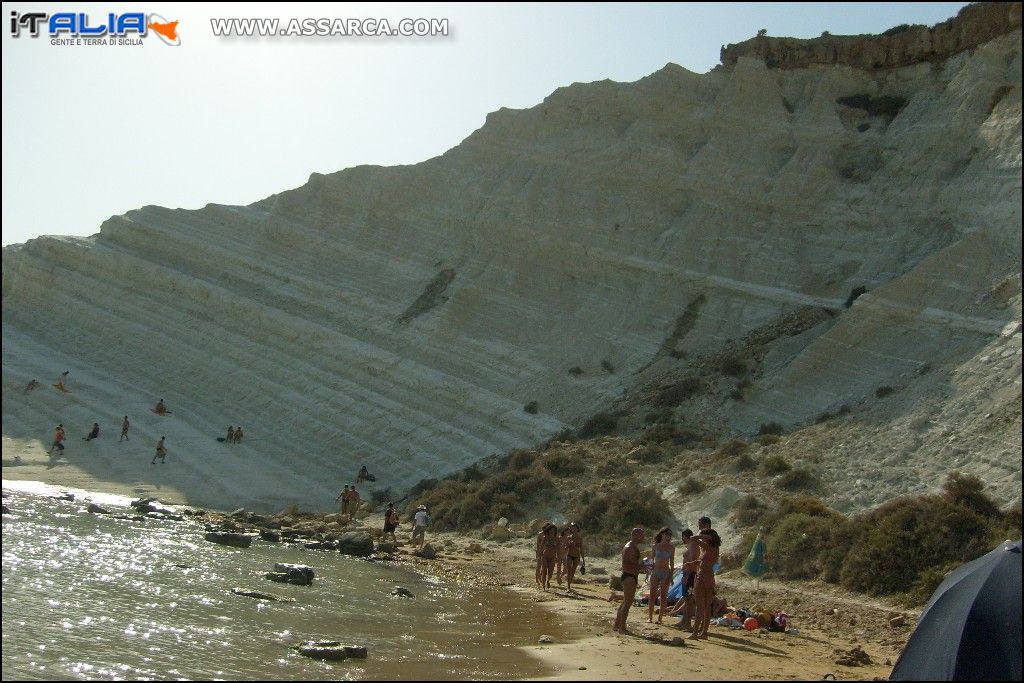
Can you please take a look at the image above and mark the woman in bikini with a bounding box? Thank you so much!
[564,523,585,592]
[556,526,569,585]
[540,524,559,591]
[648,527,675,623]
[689,528,721,640]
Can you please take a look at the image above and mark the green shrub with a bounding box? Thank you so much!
[731,495,765,526]
[508,449,537,470]
[514,469,556,499]
[720,355,747,377]
[735,452,756,471]
[656,377,702,406]
[641,423,700,446]
[758,422,784,436]
[461,465,486,482]
[766,513,844,579]
[543,452,587,477]
[524,401,539,414]
[901,562,958,606]
[579,412,618,438]
[839,495,994,595]
[370,487,394,505]
[601,360,616,374]
[597,456,630,477]
[568,366,583,376]
[778,467,817,491]
[633,445,670,464]
[572,483,670,542]
[760,454,791,475]
[477,471,519,502]
[942,471,1000,518]
[875,386,894,398]
[755,434,781,446]
[717,439,750,458]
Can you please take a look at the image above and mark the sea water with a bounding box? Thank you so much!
[2,482,564,680]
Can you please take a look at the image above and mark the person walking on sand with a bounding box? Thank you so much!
[540,524,560,591]
[153,399,167,415]
[613,527,647,634]
[689,523,721,640]
[224,426,235,443]
[48,424,66,454]
[648,527,676,624]
[120,416,130,441]
[534,521,551,587]
[233,426,243,444]
[411,504,429,548]
[336,485,350,513]
[556,526,569,585]
[24,379,40,393]
[564,522,585,593]
[151,436,167,464]
[349,486,361,515]
[83,422,100,441]
[383,502,400,542]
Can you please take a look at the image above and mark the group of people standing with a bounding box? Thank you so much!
[223,425,244,444]
[336,485,362,515]
[613,516,721,639]
[535,522,586,592]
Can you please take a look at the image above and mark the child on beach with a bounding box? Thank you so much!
[120,416,130,441]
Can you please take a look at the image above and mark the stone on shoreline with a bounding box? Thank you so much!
[260,530,282,542]
[86,503,111,514]
[305,540,339,551]
[415,543,437,559]
[337,531,374,557]
[538,635,555,643]
[205,531,254,548]
[2,504,10,515]
[391,586,414,598]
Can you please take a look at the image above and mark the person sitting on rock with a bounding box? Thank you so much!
[357,465,375,482]
[24,379,40,393]
[154,399,167,415]
[83,422,100,441]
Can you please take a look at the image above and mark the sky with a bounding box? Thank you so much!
[1,2,969,246]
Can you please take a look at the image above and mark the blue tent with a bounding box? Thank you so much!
[890,539,1022,681]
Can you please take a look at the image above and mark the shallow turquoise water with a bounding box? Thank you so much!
[2,481,562,680]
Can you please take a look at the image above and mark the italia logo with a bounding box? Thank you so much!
[9,11,180,45]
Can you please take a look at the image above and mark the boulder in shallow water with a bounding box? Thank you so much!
[391,586,414,598]
[305,541,338,551]
[205,531,253,548]
[336,531,374,557]
[265,563,314,586]
[53,492,75,501]
[260,530,281,542]
[86,503,111,514]
[293,641,367,660]
[415,543,437,559]
[230,588,296,602]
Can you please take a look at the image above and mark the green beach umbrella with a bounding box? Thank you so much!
[743,531,768,582]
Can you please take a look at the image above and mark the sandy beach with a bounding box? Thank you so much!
[4,438,912,681]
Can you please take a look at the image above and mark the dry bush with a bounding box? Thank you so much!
[778,467,818,491]
[578,412,618,438]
